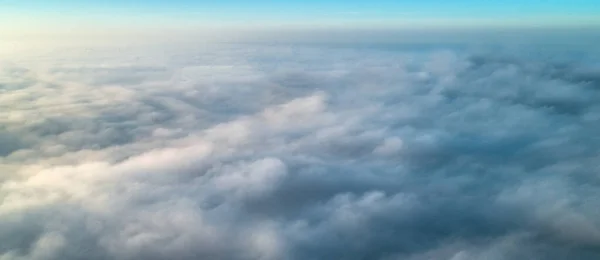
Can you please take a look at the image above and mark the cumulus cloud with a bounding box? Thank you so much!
[1,42,600,260]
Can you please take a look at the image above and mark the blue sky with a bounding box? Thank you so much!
[5,0,600,16]
[2,0,600,33]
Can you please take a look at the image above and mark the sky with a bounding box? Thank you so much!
[2,0,600,36]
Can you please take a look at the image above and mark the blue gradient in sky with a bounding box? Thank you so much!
[3,0,600,29]
[6,0,600,18]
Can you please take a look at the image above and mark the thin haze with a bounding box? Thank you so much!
[2,0,600,38]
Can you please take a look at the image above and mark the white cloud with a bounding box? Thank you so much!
[0,42,599,259]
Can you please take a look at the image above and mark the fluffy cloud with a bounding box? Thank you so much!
[1,42,600,260]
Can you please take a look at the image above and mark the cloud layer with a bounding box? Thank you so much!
[1,43,600,260]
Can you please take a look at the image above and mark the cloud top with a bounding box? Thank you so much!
[1,43,600,259]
